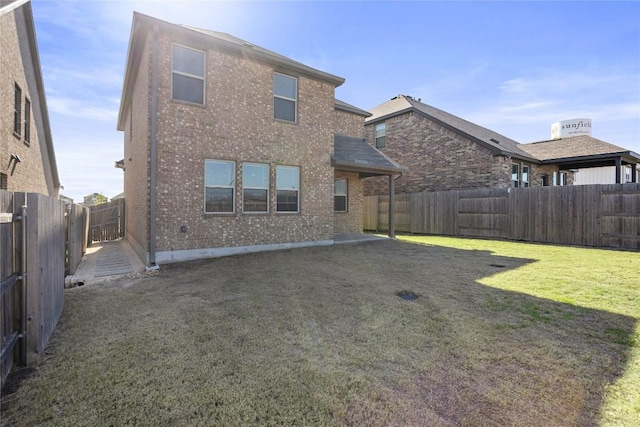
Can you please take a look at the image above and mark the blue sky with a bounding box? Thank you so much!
[31,0,640,202]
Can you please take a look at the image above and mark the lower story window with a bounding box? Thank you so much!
[276,165,299,212]
[511,164,520,187]
[334,178,347,212]
[243,163,269,213]
[553,171,567,186]
[205,160,235,213]
[522,165,530,187]
[0,173,7,190]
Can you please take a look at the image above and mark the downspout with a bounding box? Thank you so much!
[20,204,28,364]
[388,172,403,239]
[615,157,622,184]
[148,24,159,270]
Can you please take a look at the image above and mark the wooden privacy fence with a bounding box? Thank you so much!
[90,198,125,242]
[1,190,89,389]
[364,183,640,250]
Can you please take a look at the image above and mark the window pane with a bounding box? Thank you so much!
[277,190,298,212]
[14,84,21,135]
[334,179,346,195]
[274,74,296,99]
[205,188,233,213]
[243,163,269,188]
[274,97,295,122]
[172,74,204,104]
[173,45,204,77]
[205,161,235,186]
[334,195,347,212]
[375,123,386,137]
[276,166,299,190]
[375,136,386,149]
[243,189,268,212]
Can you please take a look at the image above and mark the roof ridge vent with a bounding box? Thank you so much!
[490,138,500,144]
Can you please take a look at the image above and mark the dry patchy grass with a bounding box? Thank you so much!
[1,238,638,426]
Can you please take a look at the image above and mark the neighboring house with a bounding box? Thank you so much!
[0,0,59,196]
[363,95,640,196]
[110,192,124,200]
[58,194,73,205]
[519,135,640,185]
[83,192,107,206]
[117,12,403,267]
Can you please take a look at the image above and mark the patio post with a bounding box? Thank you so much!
[388,174,395,239]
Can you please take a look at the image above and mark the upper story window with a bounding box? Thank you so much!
[13,83,21,136]
[375,123,386,148]
[172,44,205,105]
[243,163,269,213]
[205,160,235,213]
[273,73,297,122]
[334,179,347,212]
[276,165,300,212]
[24,98,31,144]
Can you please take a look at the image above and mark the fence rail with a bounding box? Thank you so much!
[1,190,89,388]
[364,183,640,250]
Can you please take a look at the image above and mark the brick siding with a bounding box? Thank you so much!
[363,111,569,195]
[0,6,50,196]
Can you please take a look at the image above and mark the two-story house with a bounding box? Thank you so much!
[1,0,59,196]
[117,12,403,267]
[363,95,639,196]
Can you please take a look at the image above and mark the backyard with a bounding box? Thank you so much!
[1,236,638,426]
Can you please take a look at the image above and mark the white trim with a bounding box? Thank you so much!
[156,239,334,264]
[0,0,28,16]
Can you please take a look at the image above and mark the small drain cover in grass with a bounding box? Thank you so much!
[397,291,418,301]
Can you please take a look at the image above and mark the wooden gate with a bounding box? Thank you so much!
[90,199,125,242]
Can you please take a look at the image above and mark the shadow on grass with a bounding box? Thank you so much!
[0,239,635,426]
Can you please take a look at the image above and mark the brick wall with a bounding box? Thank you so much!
[334,109,365,139]
[364,112,505,195]
[363,111,571,195]
[123,35,152,263]
[333,171,363,234]
[152,33,336,253]
[0,6,51,196]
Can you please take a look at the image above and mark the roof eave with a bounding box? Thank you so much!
[22,0,60,190]
[538,151,640,165]
[330,157,406,176]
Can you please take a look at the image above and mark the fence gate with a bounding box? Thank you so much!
[90,199,125,242]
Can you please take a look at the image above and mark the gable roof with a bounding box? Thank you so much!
[332,134,406,177]
[1,0,60,194]
[520,135,640,164]
[118,12,345,130]
[366,95,537,162]
[335,99,371,117]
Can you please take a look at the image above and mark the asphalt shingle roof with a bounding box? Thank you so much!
[519,135,639,161]
[332,134,405,176]
[366,95,536,161]
[335,99,371,117]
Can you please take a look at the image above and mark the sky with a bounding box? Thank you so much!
[29,0,640,203]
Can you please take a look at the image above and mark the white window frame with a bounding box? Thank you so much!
[171,44,206,105]
[375,123,386,148]
[334,178,348,212]
[276,165,300,213]
[553,171,567,186]
[273,72,297,123]
[242,163,269,213]
[204,160,235,214]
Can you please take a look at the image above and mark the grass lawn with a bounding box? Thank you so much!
[1,236,638,426]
